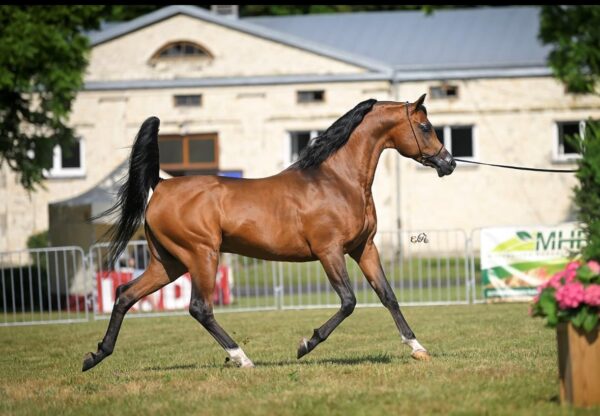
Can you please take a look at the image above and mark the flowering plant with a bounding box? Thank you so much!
[531,260,600,333]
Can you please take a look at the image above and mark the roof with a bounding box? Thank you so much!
[88,5,390,74]
[246,6,550,71]
[86,5,552,82]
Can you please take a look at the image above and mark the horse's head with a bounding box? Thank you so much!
[389,94,456,177]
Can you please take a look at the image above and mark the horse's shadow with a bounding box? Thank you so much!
[143,363,209,372]
[142,353,394,372]
[254,353,394,367]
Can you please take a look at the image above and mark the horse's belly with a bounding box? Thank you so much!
[220,232,315,262]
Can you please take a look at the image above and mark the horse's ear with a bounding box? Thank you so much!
[412,93,427,113]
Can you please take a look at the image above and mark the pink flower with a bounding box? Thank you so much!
[566,261,581,272]
[588,260,600,275]
[565,268,578,283]
[540,271,565,290]
[555,282,585,309]
[584,284,600,307]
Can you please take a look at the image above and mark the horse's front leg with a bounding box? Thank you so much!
[351,240,431,361]
[297,249,356,359]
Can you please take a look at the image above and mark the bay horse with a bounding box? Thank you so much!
[82,94,455,371]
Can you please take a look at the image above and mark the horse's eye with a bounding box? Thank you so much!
[419,122,431,132]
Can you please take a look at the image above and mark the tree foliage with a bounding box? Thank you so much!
[239,5,453,16]
[2,5,599,191]
[0,6,111,191]
[539,5,600,94]
[572,121,600,261]
[99,5,459,21]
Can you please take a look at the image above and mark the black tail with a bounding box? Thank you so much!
[93,116,161,266]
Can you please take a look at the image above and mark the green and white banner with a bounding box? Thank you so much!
[481,223,585,301]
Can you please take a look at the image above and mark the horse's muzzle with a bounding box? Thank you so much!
[427,148,456,177]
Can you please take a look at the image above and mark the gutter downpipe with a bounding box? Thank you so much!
[392,70,402,230]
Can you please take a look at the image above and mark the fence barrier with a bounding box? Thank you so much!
[1,229,483,326]
[0,246,90,326]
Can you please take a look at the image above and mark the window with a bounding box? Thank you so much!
[158,134,218,176]
[434,125,475,159]
[554,121,584,161]
[174,95,202,107]
[286,130,324,166]
[297,90,325,103]
[430,84,459,99]
[46,138,85,178]
[152,41,212,60]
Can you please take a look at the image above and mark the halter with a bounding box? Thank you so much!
[405,102,443,165]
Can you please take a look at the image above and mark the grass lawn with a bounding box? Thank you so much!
[0,303,597,415]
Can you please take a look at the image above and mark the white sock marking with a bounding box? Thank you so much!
[402,336,427,353]
[226,347,255,368]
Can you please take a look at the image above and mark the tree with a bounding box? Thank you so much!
[3,5,597,191]
[539,7,600,261]
[539,5,600,94]
[0,6,110,191]
[572,122,600,261]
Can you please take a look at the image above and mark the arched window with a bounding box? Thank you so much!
[151,41,213,60]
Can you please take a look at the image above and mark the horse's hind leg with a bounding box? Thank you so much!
[351,241,431,361]
[187,249,254,368]
[82,256,179,372]
[297,250,356,359]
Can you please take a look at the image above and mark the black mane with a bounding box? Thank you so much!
[292,98,377,169]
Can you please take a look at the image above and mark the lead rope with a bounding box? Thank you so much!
[404,102,578,173]
[452,158,578,173]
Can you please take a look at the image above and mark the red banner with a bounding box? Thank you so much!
[96,266,231,313]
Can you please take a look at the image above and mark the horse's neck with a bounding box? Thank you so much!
[323,125,390,194]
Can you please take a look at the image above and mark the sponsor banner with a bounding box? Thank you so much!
[481,223,585,301]
[97,266,231,313]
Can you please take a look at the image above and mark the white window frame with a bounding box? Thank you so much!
[284,130,321,167]
[46,138,86,178]
[553,120,585,162]
[296,90,325,104]
[429,84,459,99]
[437,124,477,163]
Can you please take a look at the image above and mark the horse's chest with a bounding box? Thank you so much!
[361,199,376,235]
[345,199,376,247]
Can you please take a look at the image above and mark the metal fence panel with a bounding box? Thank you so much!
[468,228,485,304]
[89,241,281,320]
[1,228,477,326]
[0,246,90,326]
[277,229,471,309]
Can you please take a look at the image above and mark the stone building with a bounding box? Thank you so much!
[1,5,598,254]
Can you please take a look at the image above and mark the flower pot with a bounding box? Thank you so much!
[556,322,600,407]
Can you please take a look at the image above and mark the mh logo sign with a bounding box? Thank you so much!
[535,229,585,251]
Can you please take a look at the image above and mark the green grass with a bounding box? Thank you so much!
[1,304,596,415]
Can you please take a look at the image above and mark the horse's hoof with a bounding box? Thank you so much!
[297,337,309,359]
[224,356,255,368]
[82,352,98,372]
[411,350,431,361]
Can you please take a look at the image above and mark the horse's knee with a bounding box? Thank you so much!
[115,281,135,299]
[113,286,136,313]
[379,287,399,311]
[341,295,356,317]
[189,299,213,325]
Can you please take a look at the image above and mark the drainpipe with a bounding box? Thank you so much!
[392,70,402,230]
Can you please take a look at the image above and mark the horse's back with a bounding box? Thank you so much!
[146,173,317,261]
